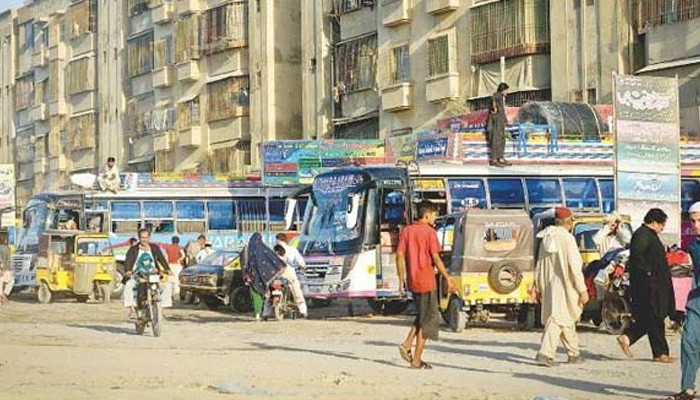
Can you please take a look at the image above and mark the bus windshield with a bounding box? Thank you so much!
[18,200,49,250]
[299,172,368,255]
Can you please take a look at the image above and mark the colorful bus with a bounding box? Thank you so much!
[12,175,303,296]
[289,163,700,313]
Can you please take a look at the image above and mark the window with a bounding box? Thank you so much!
[633,0,700,33]
[67,0,97,39]
[598,179,615,214]
[174,14,201,63]
[126,94,155,137]
[388,44,410,85]
[204,1,248,54]
[336,34,377,93]
[67,113,95,149]
[448,179,487,212]
[469,89,551,110]
[682,179,700,211]
[483,223,519,252]
[237,199,266,233]
[208,201,236,230]
[207,76,249,121]
[154,36,173,69]
[144,201,174,234]
[427,34,451,77]
[268,199,286,231]
[66,57,95,95]
[14,74,34,110]
[127,31,153,77]
[177,97,200,130]
[525,178,562,206]
[334,0,375,14]
[111,202,141,219]
[563,178,600,209]
[128,0,151,16]
[470,0,550,64]
[488,178,525,208]
[35,79,48,104]
[381,190,406,225]
[19,21,34,52]
[176,201,205,233]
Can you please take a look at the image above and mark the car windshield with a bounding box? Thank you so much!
[299,172,367,255]
[76,237,113,256]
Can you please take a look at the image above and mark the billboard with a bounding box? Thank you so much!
[0,164,14,228]
[613,74,680,245]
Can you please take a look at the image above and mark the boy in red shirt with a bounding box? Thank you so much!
[397,201,454,369]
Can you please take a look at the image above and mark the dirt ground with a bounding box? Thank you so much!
[0,294,682,400]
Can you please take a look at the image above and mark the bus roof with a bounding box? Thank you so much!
[416,162,614,178]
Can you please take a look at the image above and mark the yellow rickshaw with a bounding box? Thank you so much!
[436,209,536,332]
[36,230,116,304]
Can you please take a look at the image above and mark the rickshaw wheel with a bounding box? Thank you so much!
[111,265,125,299]
[37,282,52,304]
[76,295,89,303]
[445,297,467,333]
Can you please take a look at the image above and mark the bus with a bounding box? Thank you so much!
[288,163,700,313]
[12,175,304,295]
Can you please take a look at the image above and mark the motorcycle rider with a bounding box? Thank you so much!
[593,213,631,256]
[272,245,308,318]
[123,228,172,316]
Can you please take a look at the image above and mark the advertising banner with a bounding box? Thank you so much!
[614,74,680,245]
[0,164,14,228]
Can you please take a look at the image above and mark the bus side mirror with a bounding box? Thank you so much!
[284,198,297,231]
[346,194,360,230]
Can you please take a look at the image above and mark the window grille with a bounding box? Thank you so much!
[154,36,173,69]
[388,45,410,85]
[177,97,200,130]
[127,31,154,77]
[427,35,450,77]
[207,75,250,122]
[15,74,35,110]
[633,0,700,33]
[204,1,248,54]
[174,14,201,63]
[336,34,377,93]
[66,57,95,95]
[67,113,95,150]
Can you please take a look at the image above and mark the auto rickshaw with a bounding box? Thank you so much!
[35,230,116,304]
[436,209,536,333]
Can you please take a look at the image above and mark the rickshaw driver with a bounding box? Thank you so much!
[123,228,172,316]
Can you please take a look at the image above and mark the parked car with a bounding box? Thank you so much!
[179,249,252,312]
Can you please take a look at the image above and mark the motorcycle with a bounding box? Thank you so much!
[263,277,298,321]
[133,267,163,337]
[581,249,632,335]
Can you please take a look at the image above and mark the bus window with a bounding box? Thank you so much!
[237,199,265,233]
[448,179,486,212]
[176,201,206,233]
[563,178,600,210]
[682,179,700,212]
[381,190,406,226]
[487,179,525,209]
[208,201,236,230]
[526,179,562,211]
[144,202,174,234]
[111,201,141,234]
[268,199,286,232]
[599,179,614,213]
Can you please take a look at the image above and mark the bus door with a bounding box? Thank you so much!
[376,186,408,295]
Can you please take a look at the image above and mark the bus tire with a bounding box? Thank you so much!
[37,281,52,304]
[488,263,522,295]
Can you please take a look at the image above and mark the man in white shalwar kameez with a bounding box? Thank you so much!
[534,207,589,367]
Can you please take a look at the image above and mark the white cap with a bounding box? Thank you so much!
[689,201,700,214]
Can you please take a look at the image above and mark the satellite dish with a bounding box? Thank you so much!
[70,173,97,189]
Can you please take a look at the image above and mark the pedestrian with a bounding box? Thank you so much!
[97,156,120,193]
[617,208,675,363]
[396,201,455,369]
[486,82,511,168]
[243,233,286,322]
[122,228,173,315]
[669,202,700,400]
[533,207,588,367]
[593,212,631,256]
[0,241,13,304]
[196,242,214,263]
[165,236,185,301]
[185,234,206,267]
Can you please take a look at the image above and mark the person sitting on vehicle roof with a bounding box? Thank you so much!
[593,213,631,256]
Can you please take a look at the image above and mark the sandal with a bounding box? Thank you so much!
[398,345,413,364]
[667,390,695,400]
[410,361,433,370]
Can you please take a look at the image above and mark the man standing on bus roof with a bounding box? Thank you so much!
[534,207,588,367]
[486,82,512,168]
[397,201,455,369]
[97,156,120,193]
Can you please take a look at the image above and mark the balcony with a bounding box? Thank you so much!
[34,157,47,174]
[382,83,413,111]
[154,131,174,151]
[178,126,202,147]
[153,67,173,88]
[49,100,67,116]
[177,61,200,82]
[32,48,48,67]
[425,73,459,102]
[382,0,411,27]
[49,155,68,171]
[32,104,48,121]
[49,43,68,60]
[176,0,200,15]
[426,0,460,14]
[152,1,174,24]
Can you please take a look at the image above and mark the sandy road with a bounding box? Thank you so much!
[0,296,681,400]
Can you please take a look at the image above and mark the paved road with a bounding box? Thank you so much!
[0,296,681,400]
